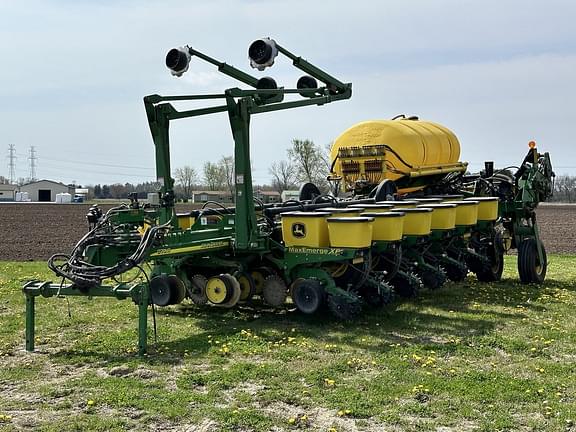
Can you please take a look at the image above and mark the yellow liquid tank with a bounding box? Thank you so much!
[330,118,467,193]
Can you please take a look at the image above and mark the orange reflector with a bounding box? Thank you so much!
[528,140,536,149]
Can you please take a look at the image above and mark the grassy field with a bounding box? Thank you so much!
[1,257,575,431]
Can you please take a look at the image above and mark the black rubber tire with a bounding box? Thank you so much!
[475,247,504,282]
[299,182,321,201]
[518,238,547,284]
[292,279,324,314]
[372,179,398,201]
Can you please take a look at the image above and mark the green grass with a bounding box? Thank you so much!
[1,256,576,431]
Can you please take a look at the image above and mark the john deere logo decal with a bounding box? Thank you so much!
[292,223,306,238]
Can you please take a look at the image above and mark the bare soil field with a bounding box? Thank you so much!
[0,202,574,261]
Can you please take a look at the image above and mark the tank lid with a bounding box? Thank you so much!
[464,197,499,202]
[416,204,457,209]
[350,203,394,209]
[281,211,332,217]
[320,208,359,213]
[413,198,444,203]
[327,216,374,223]
[445,200,479,206]
[427,194,464,199]
[393,207,433,213]
[361,211,405,217]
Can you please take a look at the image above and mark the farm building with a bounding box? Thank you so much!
[0,184,17,201]
[20,180,75,202]
[255,190,281,204]
[191,190,233,204]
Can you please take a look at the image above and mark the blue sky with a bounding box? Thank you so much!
[1,0,575,185]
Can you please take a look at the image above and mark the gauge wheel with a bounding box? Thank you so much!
[236,272,256,302]
[476,245,504,282]
[205,275,234,305]
[292,279,325,314]
[219,274,242,308]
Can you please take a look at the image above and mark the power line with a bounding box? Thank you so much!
[28,146,37,181]
[7,144,16,184]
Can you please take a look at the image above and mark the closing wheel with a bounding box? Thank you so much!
[359,277,394,308]
[150,275,171,306]
[420,267,446,290]
[292,279,325,314]
[206,275,233,305]
[518,238,547,284]
[444,260,468,282]
[189,274,208,305]
[475,246,504,282]
[236,272,256,302]
[262,275,287,307]
[219,274,242,308]
[327,294,361,320]
[390,271,421,298]
[250,267,274,295]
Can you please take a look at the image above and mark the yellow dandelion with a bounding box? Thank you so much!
[324,378,335,387]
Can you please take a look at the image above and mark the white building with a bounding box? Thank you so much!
[0,184,17,201]
[20,180,75,202]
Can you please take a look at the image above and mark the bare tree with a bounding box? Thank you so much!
[203,161,226,191]
[174,165,198,199]
[269,160,296,194]
[288,138,329,191]
[220,155,235,202]
[553,174,576,202]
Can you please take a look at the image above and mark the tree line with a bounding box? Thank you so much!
[89,138,330,200]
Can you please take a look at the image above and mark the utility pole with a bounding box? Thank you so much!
[8,144,16,184]
[28,146,37,182]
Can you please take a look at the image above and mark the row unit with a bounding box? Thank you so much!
[281,197,499,249]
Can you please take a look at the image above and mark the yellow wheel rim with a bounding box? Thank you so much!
[238,275,252,301]
[251,271,265,294]
[206,277,228,304]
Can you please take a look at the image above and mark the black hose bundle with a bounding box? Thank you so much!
[48,205,171,290]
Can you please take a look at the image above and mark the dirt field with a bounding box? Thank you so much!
[0,202,574,261]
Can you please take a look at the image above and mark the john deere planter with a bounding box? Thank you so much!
[23,38,554,355]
